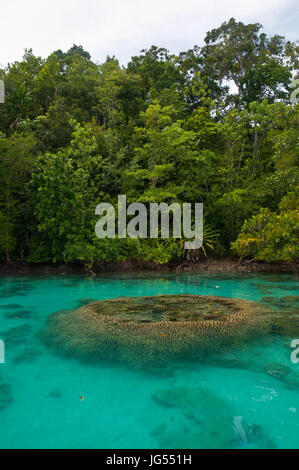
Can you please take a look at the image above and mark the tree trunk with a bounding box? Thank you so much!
[186,248,199,262]
[5,250,14,265]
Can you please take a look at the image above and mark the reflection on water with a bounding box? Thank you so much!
[0,272,298,449]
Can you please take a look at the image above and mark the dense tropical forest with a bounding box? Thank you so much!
[0,18,298,268]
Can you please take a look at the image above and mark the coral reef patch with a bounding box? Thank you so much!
[4,309,32,320]
[150,386,276,448]
[42,295,271,369]
[151,385,235,448]
[12,348,43,365]
[2,324,32,347]
[261,296,299,337]
[0,381,13,411]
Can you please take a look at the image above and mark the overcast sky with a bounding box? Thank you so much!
[0,0,298,68]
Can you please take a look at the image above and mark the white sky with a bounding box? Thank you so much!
[0,0,298,67]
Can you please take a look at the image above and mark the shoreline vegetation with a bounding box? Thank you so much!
[0,18,298,269]
[0,257,298,275]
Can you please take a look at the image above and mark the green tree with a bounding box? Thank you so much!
[201,18,293,106]
[0,132,35,263]
[232,193,299,262]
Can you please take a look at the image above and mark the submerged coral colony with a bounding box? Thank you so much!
[42,293,299,374]
[43,295,271,368]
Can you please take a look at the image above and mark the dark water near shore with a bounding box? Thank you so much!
[0,272,298,449]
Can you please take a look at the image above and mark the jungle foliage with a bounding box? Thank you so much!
[0,19,298,266]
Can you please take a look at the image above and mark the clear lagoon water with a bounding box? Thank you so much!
[0,271,298,449]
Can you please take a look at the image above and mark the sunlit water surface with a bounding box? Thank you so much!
[0,272,298,449]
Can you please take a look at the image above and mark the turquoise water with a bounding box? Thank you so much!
[0,272,298,449]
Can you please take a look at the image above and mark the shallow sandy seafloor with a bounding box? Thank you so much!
[0,272,298,449]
